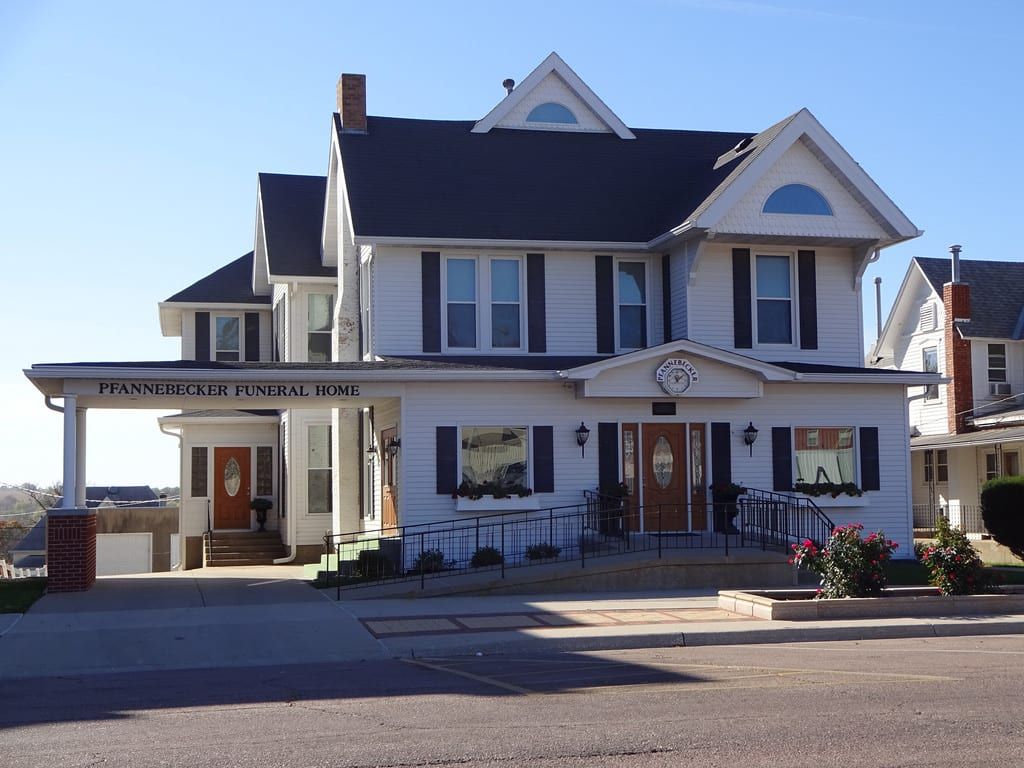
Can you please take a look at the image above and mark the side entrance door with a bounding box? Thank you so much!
[641,424,688,531]
[380,427,398,533]
[214,447,251,529]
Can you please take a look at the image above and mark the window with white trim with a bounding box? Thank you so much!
[924,449,948,483]
[307,424,332,514]
[794,427,855,484]
[988,343,1008,396]
[617,261,647,350]
[755,254,793,345]
[308,294,334,362]
[214,315,241,361]
[923,347,939,400]
[444,256,526,351]
[1006,452,1021,477]
[460,426,528,493]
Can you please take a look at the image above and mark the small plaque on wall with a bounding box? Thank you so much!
[652,402,677,416]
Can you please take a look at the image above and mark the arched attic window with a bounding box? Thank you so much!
[763,183,833,216]
[526,102,578,124]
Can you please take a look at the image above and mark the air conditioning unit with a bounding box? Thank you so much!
[990,382,1011,396]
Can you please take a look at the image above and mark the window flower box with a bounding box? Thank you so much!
[798,493,870,508]
[455,495,541,513]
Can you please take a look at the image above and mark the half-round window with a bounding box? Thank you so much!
[762,184,833,216]
[526,102,578,124]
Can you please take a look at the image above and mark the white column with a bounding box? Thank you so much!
[61,395,77,509]
[75,407,87,507]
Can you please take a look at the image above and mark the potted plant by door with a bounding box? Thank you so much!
[250,497,274,532]
[709,481,746,534]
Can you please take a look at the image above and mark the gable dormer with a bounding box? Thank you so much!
[472,52,635,139]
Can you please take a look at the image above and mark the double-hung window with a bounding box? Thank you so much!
[214,315,241,361]
[444,256,525,351]
[308,294,334,362]
[923,449,948,483]
[755,254,793,345]
[307,425,332,514]
[490,259,521,348]
[617,261,647,350]
[446,258,478,349]
[922,347,939,400]
[988,343,1008,396]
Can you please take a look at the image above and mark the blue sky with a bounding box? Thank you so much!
[1,0,1021,488]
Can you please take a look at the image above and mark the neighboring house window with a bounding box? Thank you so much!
[526,103,577,124]
[923,449,948,483]
[215,315,241,361]
[1006,452,1021,477]
[617,261,647,350]
[190,447,208,497]
[308,294,334,362]
[922,347,939,400]
[307,425,332,514]
[985,452,1000,481]
[255,446,273,496]
[762,184,833,215]
[794,427,855,484]
[988,343,1009,396]
[490,259,521,348]
[755,254,793,345]
[446,258,477,348]
[460,426,528,491]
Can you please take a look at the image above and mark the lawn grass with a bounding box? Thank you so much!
[0,579,47,613]
[885,559,1024,587]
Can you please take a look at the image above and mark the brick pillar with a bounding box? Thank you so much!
[336,73,367,133]
[944,282,973,434]
[46,509,97,592]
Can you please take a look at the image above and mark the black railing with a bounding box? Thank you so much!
[321,488,835,596]
[913,504,988,536]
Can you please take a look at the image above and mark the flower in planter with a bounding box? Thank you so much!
[455,480,533,500]
[793,481,863,498]
[790,524,896,599]
[918,516,992,595]
[709,481,747,496]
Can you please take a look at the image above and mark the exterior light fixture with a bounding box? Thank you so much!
[386,437,401,458]
[366,440,377,465]
[743,422,759,457]
[575,422,591,458]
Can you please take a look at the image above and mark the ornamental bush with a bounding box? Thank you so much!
[918,516,991,595]
[470,546,504,568]
[981,476,1024,560]
[525,542,561,561]
[412,548,449,573]
[790,524,897,599]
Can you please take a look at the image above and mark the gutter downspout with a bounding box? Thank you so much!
[44,395,64,414]
[159,423,185,570]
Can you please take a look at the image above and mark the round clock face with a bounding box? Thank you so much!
[661,365,693,395]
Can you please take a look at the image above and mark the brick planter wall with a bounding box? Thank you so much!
[47,510,97,592]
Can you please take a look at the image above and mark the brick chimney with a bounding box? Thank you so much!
[336,73,367,133]
[944,244,973,434]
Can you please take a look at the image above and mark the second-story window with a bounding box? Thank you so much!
[308,294,334,362]
[617,261,647,350]
[215,315,240,361]
[988,343,1008,396]
[755,254,793,345]
[922,347,939,400]
[490,259,521,348]
[446,258,477,349]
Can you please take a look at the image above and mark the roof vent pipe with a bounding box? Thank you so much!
[950,243,962,283]
[874,276,883,343]
[502,78,515,95]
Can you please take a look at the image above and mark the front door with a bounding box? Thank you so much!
[642,424,687,531]
[214,447,251,529]
[380,427,398,533]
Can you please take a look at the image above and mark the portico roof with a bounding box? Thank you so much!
[911,426,1024,450]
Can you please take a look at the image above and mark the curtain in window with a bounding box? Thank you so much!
[460,427,527,488]
[795,427,855,484]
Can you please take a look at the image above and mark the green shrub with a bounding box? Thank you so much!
[981,476,1024,560]
[356,549,394,578]
[526,542,561,561]
[469,546,504,567]
[790,524,897,598]
[918,516,991,595]
[412,548,449,573]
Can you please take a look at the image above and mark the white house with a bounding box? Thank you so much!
[25,53,936,589]
[872,249,1024,533]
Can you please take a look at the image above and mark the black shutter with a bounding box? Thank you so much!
[662,254,672,342]
[244,312,260,361]
[598,422,619,491]
[527,253,547,353]
[532,426,554,493]
[595,255,615,354]
[798,250,818,350]
[732,249,752,349]
[859,427,880,491]
[772,427,793,491]
[421,252,441,353]
[711,422,732,485]
[195,312,210,361]
[436,426,458,494]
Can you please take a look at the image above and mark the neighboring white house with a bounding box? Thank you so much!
[873,250,1024,534]
[26,52,936,569]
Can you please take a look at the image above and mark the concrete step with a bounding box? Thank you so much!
[206,557,281,566]
[207,549,286,560]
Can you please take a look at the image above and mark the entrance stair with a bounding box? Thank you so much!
[204,531,286,566]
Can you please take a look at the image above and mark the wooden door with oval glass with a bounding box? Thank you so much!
[214,447,251,529]
[641,424,687,531]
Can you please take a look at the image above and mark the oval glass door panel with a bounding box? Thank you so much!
[652,436,674,489]
[224,457,241,497]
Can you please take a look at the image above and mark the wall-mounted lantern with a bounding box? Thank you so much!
[743,422,759,457]
[575,422,591,458]
[386,436,401,458]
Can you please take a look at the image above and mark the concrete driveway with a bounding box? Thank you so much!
[0,567,388,680]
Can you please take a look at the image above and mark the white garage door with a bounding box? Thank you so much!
[96,533,152,576]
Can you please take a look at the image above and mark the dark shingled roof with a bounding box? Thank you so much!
[54,486,160,509]
[258,173,336,278]
[774,361,931,376]
[337,116,755,243]
[915,257,1024,340]
[165,252,270,304]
